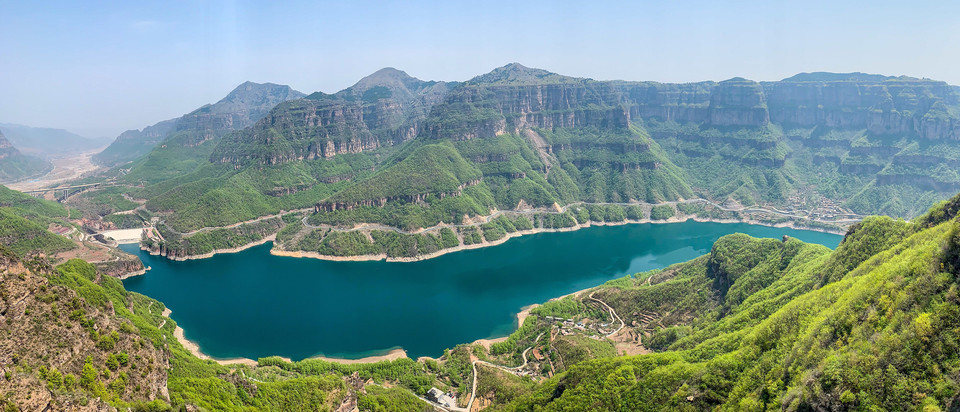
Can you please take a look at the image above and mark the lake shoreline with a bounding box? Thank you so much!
[128,220,842,369]
[143,200,852,263]
[269,214,848,263]
[166,288,591,366]
[144,234,277,262]
[164,307,410,366]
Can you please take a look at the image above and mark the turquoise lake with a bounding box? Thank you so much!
[121,221,842,360]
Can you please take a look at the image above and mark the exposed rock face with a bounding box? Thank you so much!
[427,81,630,141]
[94,82,304,166]
[706,78,769,127]
[211,68,456,165]
[169,82,306,147]
[875,173,960,191]
[0,256,169,410]
[91,254,146,278]
[764,76,960,139]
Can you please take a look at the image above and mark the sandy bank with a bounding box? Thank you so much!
[115,266,148,280]
[471,288,588,350]
[163,307,409,367]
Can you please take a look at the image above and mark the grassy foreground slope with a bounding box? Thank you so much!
[492,197,960,411]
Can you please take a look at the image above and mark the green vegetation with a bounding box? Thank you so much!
[103,213,146,229]
[488,193,960,410]
[143,218,282,257]
[0,184,69,220]
[0,186,75,257]
[649,204,675,220]
[326,143,482,205]
[295,227,465,258]
[66,187,139,217]
[13,172,960,410]
[0,208,75,256]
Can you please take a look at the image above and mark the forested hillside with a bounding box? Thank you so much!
[488,195,960,411]
[7,184,960,410]
[69,64,960,260]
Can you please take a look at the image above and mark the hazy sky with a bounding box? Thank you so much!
[3,0,960,138]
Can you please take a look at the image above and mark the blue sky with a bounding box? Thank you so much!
[3,0,959,137]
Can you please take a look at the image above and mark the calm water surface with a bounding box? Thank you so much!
[121,221,842,360]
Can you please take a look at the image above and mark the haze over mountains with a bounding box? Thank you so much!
[0,123,109,182]
[0,129,51,183]
[5,63,960,228]
[93,82,305,168]
[0,123,109,158]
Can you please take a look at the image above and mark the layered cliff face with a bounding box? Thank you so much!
[93,82,304,167]
[764,74,960,138]
[426,79,630,140]
[0,130,52,183]
[167,82,305,147]
[126,66,960,234]
[210,68,456,166]
[706,78,770,126]
[613,72,960,212]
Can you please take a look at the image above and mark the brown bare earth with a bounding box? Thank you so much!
[7,149,104,192]
[609,327,650,356]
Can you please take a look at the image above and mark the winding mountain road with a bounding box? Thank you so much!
[299,198,861,237]
[589,291,625,337]
[465,332,544,411]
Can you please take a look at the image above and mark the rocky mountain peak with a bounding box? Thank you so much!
[353,67,418,89]
[219,81,305,106]
[781,72,892,83]
[469,63,578,85]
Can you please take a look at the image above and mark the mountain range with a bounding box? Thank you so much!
[91,64,956,239]
[6,63,960,410]
[0,123,109,158]
[0,129,52,183]
[92,81,305,171]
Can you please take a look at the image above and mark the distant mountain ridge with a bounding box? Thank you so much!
[0,123,108,158]
[92,81,304,167]
[85,64,960,242]
[0,129,52,183]
[211,68,457,165]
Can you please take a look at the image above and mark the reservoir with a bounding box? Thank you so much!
[121,221,842,360]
